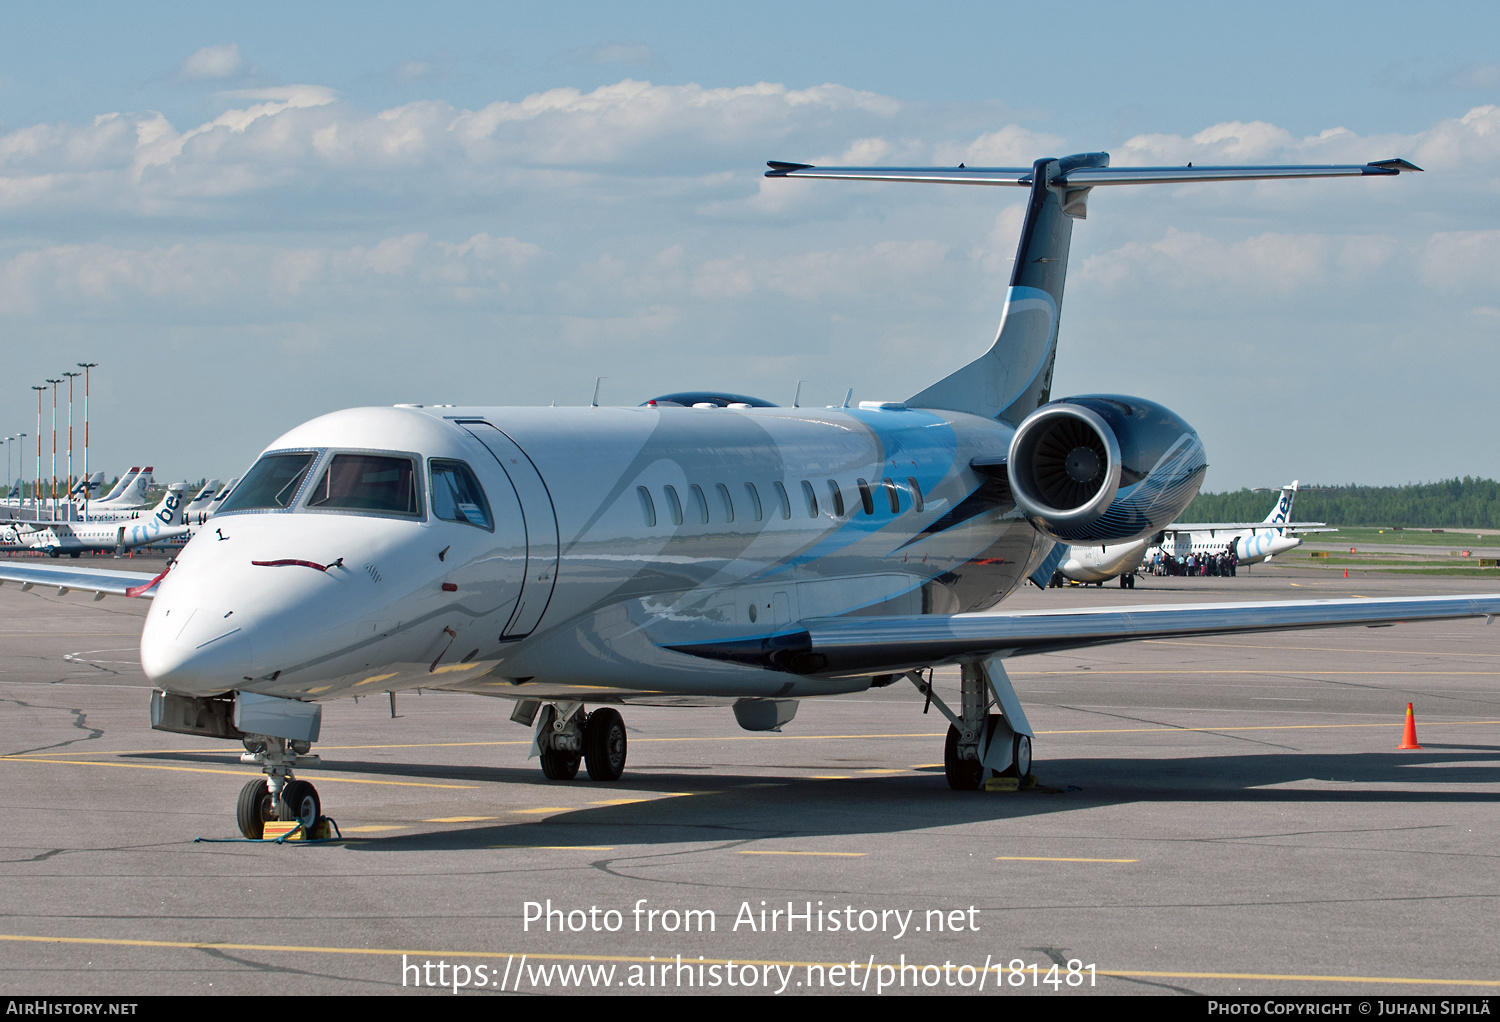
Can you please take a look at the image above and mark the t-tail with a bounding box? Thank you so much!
[766,155,1420,425]
[1265,481,1299,533]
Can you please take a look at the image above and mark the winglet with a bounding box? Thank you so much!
[1368,158,1423,173]
[766,161,814,177]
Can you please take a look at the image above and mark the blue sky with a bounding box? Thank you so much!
[3,1,1498,489]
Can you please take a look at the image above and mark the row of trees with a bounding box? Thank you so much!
[1182,477,1500,528]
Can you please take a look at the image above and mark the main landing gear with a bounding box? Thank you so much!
[909,659,1035,791]
[235,735,323,838]
[524,701,628,782]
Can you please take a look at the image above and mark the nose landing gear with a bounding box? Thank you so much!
[235,735,323,838]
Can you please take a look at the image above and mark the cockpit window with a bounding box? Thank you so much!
[430,459,493,530]
[218,452,316,513]
[306,454,420,516]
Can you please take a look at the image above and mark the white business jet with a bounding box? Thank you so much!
[4,151,1482,843]
[1053,481,1329,586]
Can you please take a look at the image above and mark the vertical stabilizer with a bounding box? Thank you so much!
[1264,481,1299,532]
[908,152,1108,425]
[97,468,138,504]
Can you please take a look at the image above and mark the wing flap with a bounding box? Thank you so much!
[668,594,1500,676]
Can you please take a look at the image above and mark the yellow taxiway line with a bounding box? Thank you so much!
[0,756,476,788]
[0,933,1495,988]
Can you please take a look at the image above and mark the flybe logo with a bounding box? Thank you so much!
[156,495,180,525]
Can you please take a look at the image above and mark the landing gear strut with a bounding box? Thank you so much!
[235,735,322,838]
[910,659,1036,791]
[530,702,629,782]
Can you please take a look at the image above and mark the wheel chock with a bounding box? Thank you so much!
[306,816,341,840]
[262,821,303,841]
[983,776,1020,792]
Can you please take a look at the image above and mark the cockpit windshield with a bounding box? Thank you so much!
[217,452,316,513]
[305,454,420,516]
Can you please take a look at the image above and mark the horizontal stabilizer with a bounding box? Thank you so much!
[669,593,1500,677]
[765,160,1421,186]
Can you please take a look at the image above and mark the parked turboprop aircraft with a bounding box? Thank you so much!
[1054,481,1330,586]
[1151,481,1334,566]
[1,484,190,556]
[3,151,1484,843]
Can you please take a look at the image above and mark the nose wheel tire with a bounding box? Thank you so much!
[943,724,984,791]
[583,708,628,781]
[279,780,321,828]
[540,748,581,780]
[236,778,276,839]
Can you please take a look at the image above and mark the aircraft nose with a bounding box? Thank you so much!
[141,604,260,694]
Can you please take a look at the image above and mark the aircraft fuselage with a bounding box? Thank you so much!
[141,404,1048,706]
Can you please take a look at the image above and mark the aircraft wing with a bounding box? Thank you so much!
[671,594,1500,677]
[1162,521,1327,532]
[0,562,168,599]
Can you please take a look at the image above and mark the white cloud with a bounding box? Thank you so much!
[180,44,245,81]
[0,232,546,312]
[691,240,949,301]
[1114,105,1500,173]
[1076,228,1401,294]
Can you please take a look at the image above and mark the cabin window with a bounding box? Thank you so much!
[716,482,735,522]
[219,452,316,512]
[662,485,684,526]
[882,477,900,513]
[907,477,925,512]
[637,486,657,527]
[801,480,819,518]
[856,478,875,516]
[743,482,763,521]
[430,459,493,530]
[772,480,792,520]
[689,484,709,524]
[826,480,845,518]
[306,453,420,516]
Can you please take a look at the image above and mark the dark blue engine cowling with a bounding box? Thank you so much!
[1007,395,1207,544]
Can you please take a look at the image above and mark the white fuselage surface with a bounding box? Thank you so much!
[141,404,1043,707]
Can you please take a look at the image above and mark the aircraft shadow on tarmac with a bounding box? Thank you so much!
[130,744,1500,851]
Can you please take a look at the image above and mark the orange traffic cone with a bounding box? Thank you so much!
[1397,703,1422,749]
[1343,568,1349,578]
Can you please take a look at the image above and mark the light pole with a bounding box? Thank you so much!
[46,378,61,519]
[63,370,81,519]
[14,435,25,508]
[4,437,11,499]
[78,363,97,519]
[31,386,45,515]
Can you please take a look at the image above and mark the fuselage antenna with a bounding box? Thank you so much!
[792,380,804,408]
[842,387,853,409]
[590,377,603,408]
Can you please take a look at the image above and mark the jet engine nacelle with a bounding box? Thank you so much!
[1007,395,1207,544]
